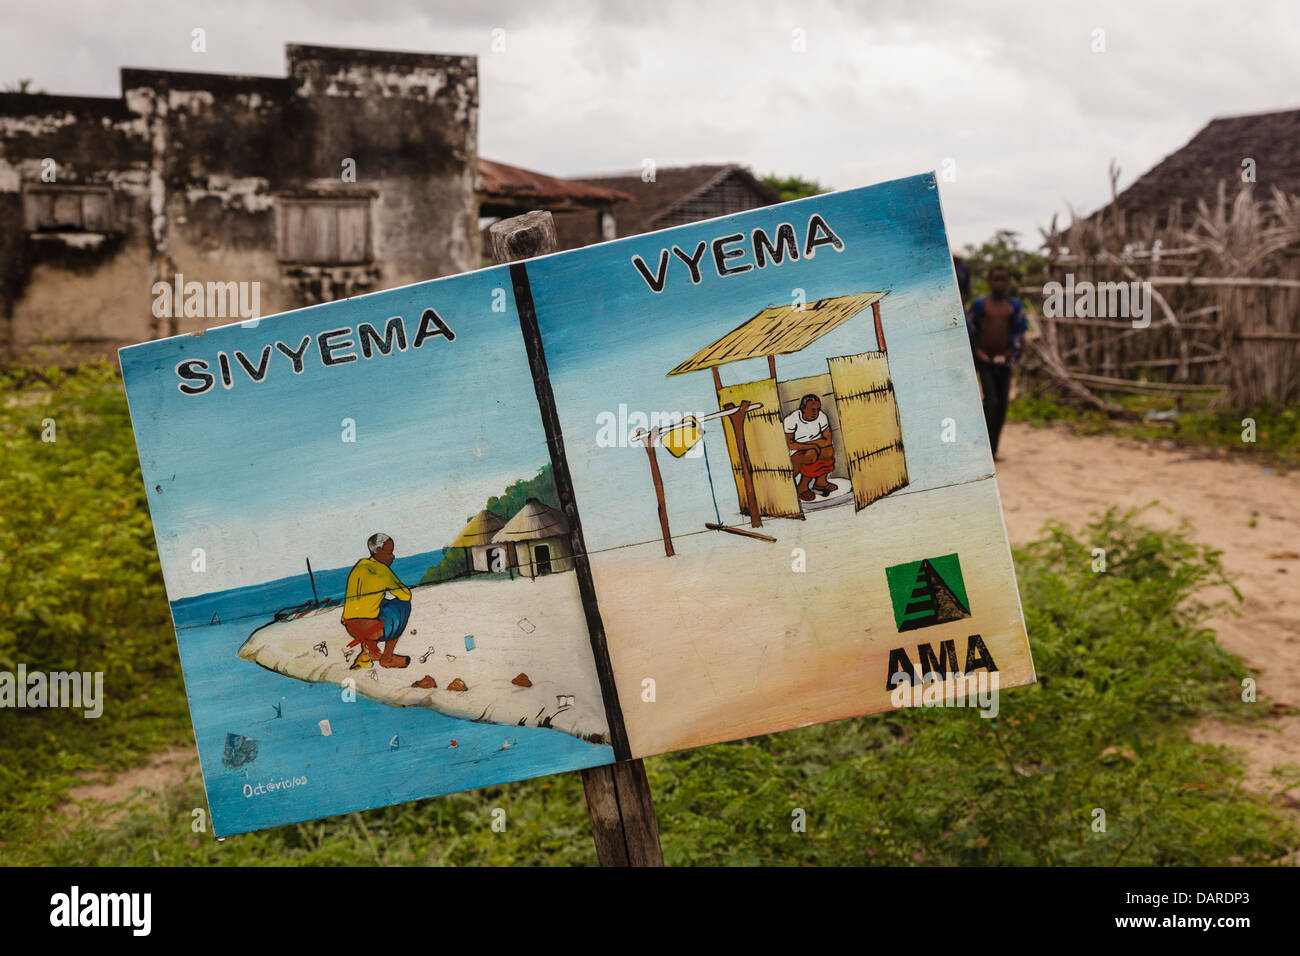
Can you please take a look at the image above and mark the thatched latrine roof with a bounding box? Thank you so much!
[449,509,507,548]
[492,498,569,542]
[668,291,888,376]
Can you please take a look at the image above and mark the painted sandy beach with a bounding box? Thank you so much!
[588,477,1032,759]
[238,574,610,744]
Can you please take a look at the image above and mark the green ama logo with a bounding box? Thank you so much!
[885,553,971,632]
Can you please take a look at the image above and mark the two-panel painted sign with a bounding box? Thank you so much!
[120,172,1034,836]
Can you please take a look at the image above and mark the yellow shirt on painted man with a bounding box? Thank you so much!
[342,558,411,620]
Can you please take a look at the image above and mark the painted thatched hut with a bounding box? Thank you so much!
[492,498,573,578]
[449,510,513,574]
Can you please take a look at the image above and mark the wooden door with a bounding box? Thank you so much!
[826,352,908,511]
[715,377,803,519]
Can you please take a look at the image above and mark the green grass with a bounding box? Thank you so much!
[2,367,1296,865]
[0,364,193,852]
[1009,391,1300,467]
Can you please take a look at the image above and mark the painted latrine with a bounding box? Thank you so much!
[668,291,909,517]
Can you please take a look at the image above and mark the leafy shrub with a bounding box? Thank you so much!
[419,547,468,585]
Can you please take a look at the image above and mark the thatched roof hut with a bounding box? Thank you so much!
[1091,107,1300,230]
[449,510,506,548]
[492,499,569,541]
[492,499,573,578]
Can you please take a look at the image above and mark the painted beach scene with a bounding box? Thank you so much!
[119,266,614,837]
[525,173,1035,759]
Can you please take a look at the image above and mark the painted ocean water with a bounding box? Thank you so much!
[169,550,614,837]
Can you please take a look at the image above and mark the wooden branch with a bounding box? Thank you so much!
[1115,354,1226,368]
[706,522,778,542]
[1047,253,1200,265]
[1144,276,1300,289]
[1236,331,1300,342]
[1034,315,1220,331]
[1098,253,1190,381]
[1029,276,1300,290]
[1071,372,1225,394]
[1022,339,1122,413]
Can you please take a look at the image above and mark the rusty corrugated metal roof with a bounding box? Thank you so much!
[479,159,634,206]
[574,164,780,235]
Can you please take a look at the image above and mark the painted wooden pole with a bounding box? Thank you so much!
[489,210,665,868]
[721,400,761,528]
[872,300,886,352]
[643,426,676,558]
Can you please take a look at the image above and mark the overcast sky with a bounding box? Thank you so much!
[5,0,1297,248]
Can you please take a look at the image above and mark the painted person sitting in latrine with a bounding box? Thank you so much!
[340,533,412,669]
[784,394,836,501]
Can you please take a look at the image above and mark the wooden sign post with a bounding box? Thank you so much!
[489,210,665,867]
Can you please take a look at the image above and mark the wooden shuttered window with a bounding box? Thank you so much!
[277,198,373,265]
[23,186,115,232]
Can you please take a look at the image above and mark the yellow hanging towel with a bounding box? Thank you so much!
[660,417,703,458]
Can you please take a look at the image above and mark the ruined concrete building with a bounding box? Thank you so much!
[0,44,479,365]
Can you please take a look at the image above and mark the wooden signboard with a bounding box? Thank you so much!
[120,172,1034,839]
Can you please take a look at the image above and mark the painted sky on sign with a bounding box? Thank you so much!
[525,173,993,554]
[120,266,553,599]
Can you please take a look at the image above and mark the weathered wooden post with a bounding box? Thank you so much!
[489,210,665,867]
[641,425,675,557]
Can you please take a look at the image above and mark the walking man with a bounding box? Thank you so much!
[967,264,1027,460]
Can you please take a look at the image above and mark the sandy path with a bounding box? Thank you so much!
[996,422,1300,800]
[60,746,202,827]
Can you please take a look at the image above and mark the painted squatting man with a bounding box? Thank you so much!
[340,533,412,669]
[784,393,835,501]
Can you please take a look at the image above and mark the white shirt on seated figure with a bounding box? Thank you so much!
[783,407,829,445]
